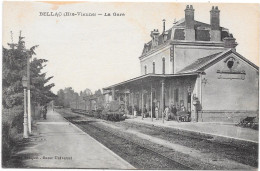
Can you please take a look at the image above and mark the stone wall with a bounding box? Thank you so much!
[198,110,258,123]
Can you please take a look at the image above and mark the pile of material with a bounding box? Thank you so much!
[236,117,258,130]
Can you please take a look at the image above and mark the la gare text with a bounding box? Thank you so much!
[39,12,125,17]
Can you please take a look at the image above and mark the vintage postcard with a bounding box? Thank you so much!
[2,1,259,170]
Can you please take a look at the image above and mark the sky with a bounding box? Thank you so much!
[2,2,260,94]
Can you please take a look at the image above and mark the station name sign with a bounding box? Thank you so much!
[217,70,246,80]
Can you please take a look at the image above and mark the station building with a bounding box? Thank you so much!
[103,5,259,123]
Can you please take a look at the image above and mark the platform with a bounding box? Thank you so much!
[125,115,258,145]
[16,110,134,169]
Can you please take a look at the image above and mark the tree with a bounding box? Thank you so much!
[2,36,28,108]
[2,34,56,166]
[63,87,75,107]
[30,58,56,105]
[94,89,104,109]
[2,35,56,108]
[80,88,92,97]
[54,89,65,106]
[54,87,93,108]
[94,89,102,95]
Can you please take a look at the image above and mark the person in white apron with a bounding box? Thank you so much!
[133,106,137,117]
[155,106,159,120]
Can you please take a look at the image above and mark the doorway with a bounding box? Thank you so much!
[187,92,191,113]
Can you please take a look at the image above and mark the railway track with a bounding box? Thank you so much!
[65,116,192,170]
[59,109,258,169]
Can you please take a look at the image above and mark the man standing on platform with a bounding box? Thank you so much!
[171,104,179,122]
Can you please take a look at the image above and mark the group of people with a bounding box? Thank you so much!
[164,105,178,121]
[141,103,189,122]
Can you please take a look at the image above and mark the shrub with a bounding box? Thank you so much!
[2,105,23,167]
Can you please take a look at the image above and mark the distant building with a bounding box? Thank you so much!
[103,5,259,123]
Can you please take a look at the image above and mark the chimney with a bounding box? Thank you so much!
[223,34,238,51]
[210,6,220,30]
[162,19,166,33]
[150,29,160,48]
[185,5,195,41]
[210,6,221,41]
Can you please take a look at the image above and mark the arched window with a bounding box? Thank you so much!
[162,57,165,74]
[153,62,155,74]
[144,66,147,75]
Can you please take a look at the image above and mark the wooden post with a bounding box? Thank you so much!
[151,85,153,122]
[124,90,127,115]
[132,92,134,118]
[200,74,202,108]
[84,99,87,111]
[141,86,144,120]
[89,99,92,112]
[161,79,165,123]
[112,87,115,100]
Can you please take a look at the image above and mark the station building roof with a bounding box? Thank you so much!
[103,73,198,91]
[104,49,259,92]
[178,49,259,74]
[142,18,231,56]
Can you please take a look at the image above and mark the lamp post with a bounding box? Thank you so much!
[22,76,29,138]
[26,51,32,134]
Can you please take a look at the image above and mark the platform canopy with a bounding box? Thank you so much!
[103,73,198,91]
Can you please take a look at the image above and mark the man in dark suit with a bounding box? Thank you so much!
[171,105,179,122]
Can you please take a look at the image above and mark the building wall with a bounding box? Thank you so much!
[200,53,259,122]
[174,45,226,73]
[140,46,171,75]
[140,44,228,75]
